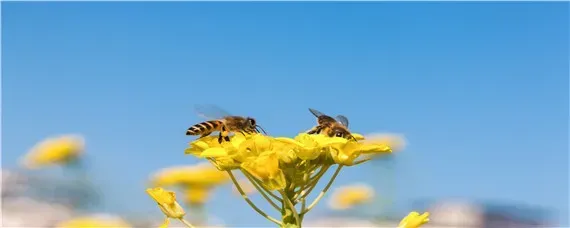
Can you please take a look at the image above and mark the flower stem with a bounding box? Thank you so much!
[226,170,283,226]
[179,218,196,228]
[241,169,282,211]
[279,190,301,227]
[294,165,330,203]
[301,165,343,214]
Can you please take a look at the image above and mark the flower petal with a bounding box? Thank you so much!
[200,148,229,158]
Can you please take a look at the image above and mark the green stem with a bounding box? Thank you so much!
[279,190,301,227]
[294,165,330,203]
[301,165,343,215]
[226,170,282,226]
[241,169,282,211]
[179,218,196,228]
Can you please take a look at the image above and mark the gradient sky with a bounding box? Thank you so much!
[2,2,568,226]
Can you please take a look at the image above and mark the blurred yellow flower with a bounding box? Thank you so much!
[21,134,85,169]
[363,133,407,152]
[183,186,211,206]
[56,215,131,228]
[232,178,257,195]
[150,162,229,187]
[146,187,186,227]
[328,183,375,210]
[398,211,430,228]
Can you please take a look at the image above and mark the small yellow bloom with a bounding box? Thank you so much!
[183,186,212,206]
[150,162,229,187]
[329,139,392,166]
[232,178,257,195]
[146,187,186,222]
[21,134,85,169]
[328,183,375,210]
[56,215,131,228]
[241,151,286,191]
[398,211,430,228]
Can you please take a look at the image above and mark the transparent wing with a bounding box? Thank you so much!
[194,104,233,120]
[335,115,349,127]
[308,108,326,118]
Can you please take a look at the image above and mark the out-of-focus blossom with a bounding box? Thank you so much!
[146,187,186,227]
[305,217,379,227]
[328,183,375,210]
[183,186,211,206]
[398,211,430,228]
[232,178,257,196]
[363,133,407,152]
[56,214,131,228]
[150,163,229,188]
[21,134,85,169]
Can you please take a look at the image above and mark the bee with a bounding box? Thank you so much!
[306,108,357,141]
[186,104,267,144]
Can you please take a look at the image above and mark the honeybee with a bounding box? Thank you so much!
[306,108,357,141]
[186,104,267,143]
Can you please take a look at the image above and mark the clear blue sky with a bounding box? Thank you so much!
[2,2,568,226]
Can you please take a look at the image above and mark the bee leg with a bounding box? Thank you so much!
[224,136,230,142]
[217,133,224,144]
[307,126,321,135]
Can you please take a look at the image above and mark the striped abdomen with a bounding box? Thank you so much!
[186,120,223,136]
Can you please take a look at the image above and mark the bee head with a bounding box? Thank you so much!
[331,126,356,141]
[245,117,256,127]
[245,117,267,135]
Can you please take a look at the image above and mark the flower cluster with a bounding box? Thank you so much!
[185,133,391,190]
[184,132,395,227]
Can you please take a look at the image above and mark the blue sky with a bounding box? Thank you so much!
[2,2,568,226]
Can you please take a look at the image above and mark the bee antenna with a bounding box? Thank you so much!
[350,134,357,141]
[255,125,268,135]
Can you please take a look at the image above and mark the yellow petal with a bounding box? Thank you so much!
[252,134,272,151]
[351,133,365,140]
[146,187,186,219]
[398,211,430,228]
[274,137,305,147]
[360,144,392,154]
[159,217,170,228]
[318,137,348,147]
[200,148,229,158]
[190,140,211,150]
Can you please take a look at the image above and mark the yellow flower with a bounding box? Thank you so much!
[56,215,131,228]
[329,139,392,166]
[241,151,286,191]
[150,162,229,188]
[398,211,430,228]
[21,134,85,169]
[185,134,248,158]
[328,183,375,210]
[146,187,186,228]
[183,186,212,206]
[275,133,346,160]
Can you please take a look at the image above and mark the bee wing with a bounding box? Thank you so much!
[194,104,233,120]
[335,115,349,127]
[308,108,326,118]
